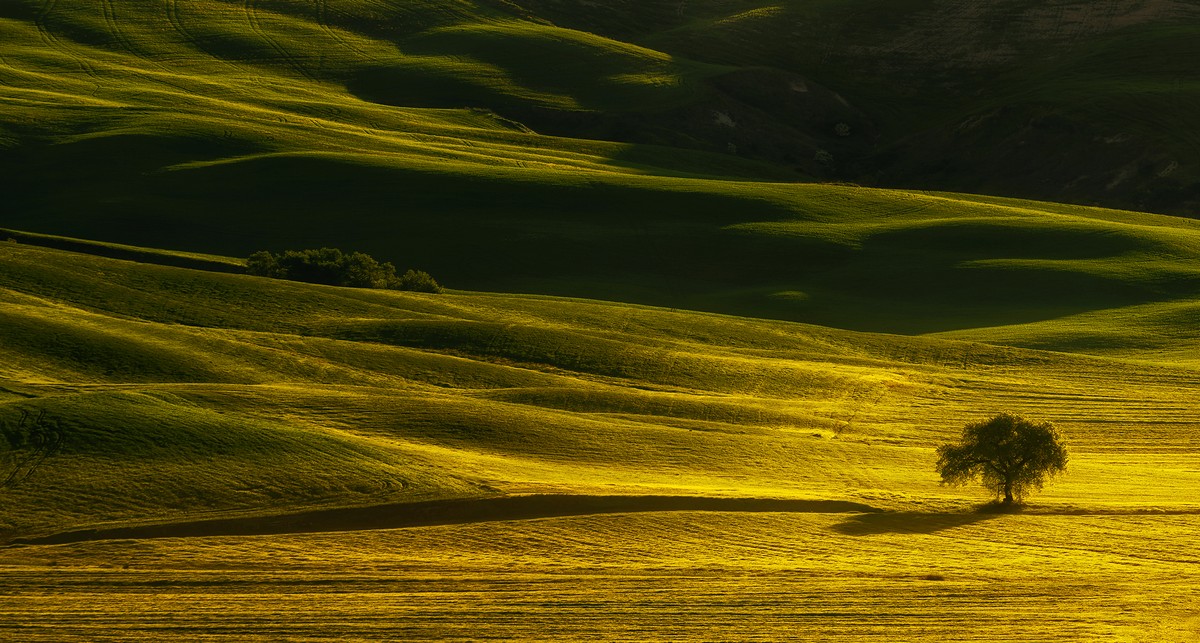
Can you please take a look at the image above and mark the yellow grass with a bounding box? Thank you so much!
[0,242,1198,638]
[2,512,1198,641]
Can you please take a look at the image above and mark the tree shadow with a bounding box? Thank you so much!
[832,508,1007,536]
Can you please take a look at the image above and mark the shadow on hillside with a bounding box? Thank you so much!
[11,495,883,546]
[832,511,1000,536]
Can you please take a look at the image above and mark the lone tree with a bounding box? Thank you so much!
[936,412,1068,505]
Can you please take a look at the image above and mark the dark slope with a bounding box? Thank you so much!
[2,0,1199,223]
[495,0,1200,215]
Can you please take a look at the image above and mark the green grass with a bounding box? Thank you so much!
[358,20,715,111]
[8,149,1200,333]
[542,0,1200,211]
[3,4,1200,637]
[1,242,1199,639]
[1,241,1198,539]
[3,0,1199,277]
[4,512,1198,640]
[3,0,1200,332]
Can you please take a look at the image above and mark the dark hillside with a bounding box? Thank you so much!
[2,0,1199,323]
[2,0,1198,220]
[493,0,1200,215]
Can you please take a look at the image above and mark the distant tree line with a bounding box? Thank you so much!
[246,248,443,293]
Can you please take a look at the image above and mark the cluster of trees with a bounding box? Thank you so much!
[246,248,442,293]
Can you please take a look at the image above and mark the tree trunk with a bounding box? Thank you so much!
[1003,479,1014,504]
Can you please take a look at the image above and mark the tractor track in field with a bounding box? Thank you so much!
[164,0,239,72]
[36,0,101,95]
[314,0,370,60]
[245,0,318,81]
[163,0,189,43]
[101,0,196,78]
[37,0,190,99]
[100,0,144,61]
[40,0,203,99]
[1,410,64,490]
[8,495,881,545]
[35,0,61,48]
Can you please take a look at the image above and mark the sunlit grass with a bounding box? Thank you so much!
[2,1,1200,638]
[2,511,1198,640]
[5,0,1200,334]
[1,242,1197,538]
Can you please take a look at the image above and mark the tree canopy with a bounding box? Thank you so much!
[246,248,443,293]
[936,412,1068,505]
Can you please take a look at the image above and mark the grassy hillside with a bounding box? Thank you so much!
[4,4,1200,638]
[3,0,1200,333]
[511,0,1200,213]
[9,170,1200,336]
[1,241,1199,640]
[1,241,1198,541]
[3,0,1198,225]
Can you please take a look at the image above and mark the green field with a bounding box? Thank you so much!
[3,1,1200,252]
[2,0,1200,640]
[3,0,1200,327]
[1,241,1199,639]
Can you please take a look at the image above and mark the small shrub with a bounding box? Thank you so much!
[920,573,946,581]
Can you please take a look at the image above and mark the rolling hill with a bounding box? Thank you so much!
[2,0,1199,223]
[512,0,1200,213]
[3,0,1200,329]
[1,239,1198,539]
[1,239,1199,640]
[3,2,1200,639]
[2,0,1199,539]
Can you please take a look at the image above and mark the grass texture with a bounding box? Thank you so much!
[3,0,1199,228]
[0,242,1198,639]
[2,1,1200,638]
[3,0,1200,331]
